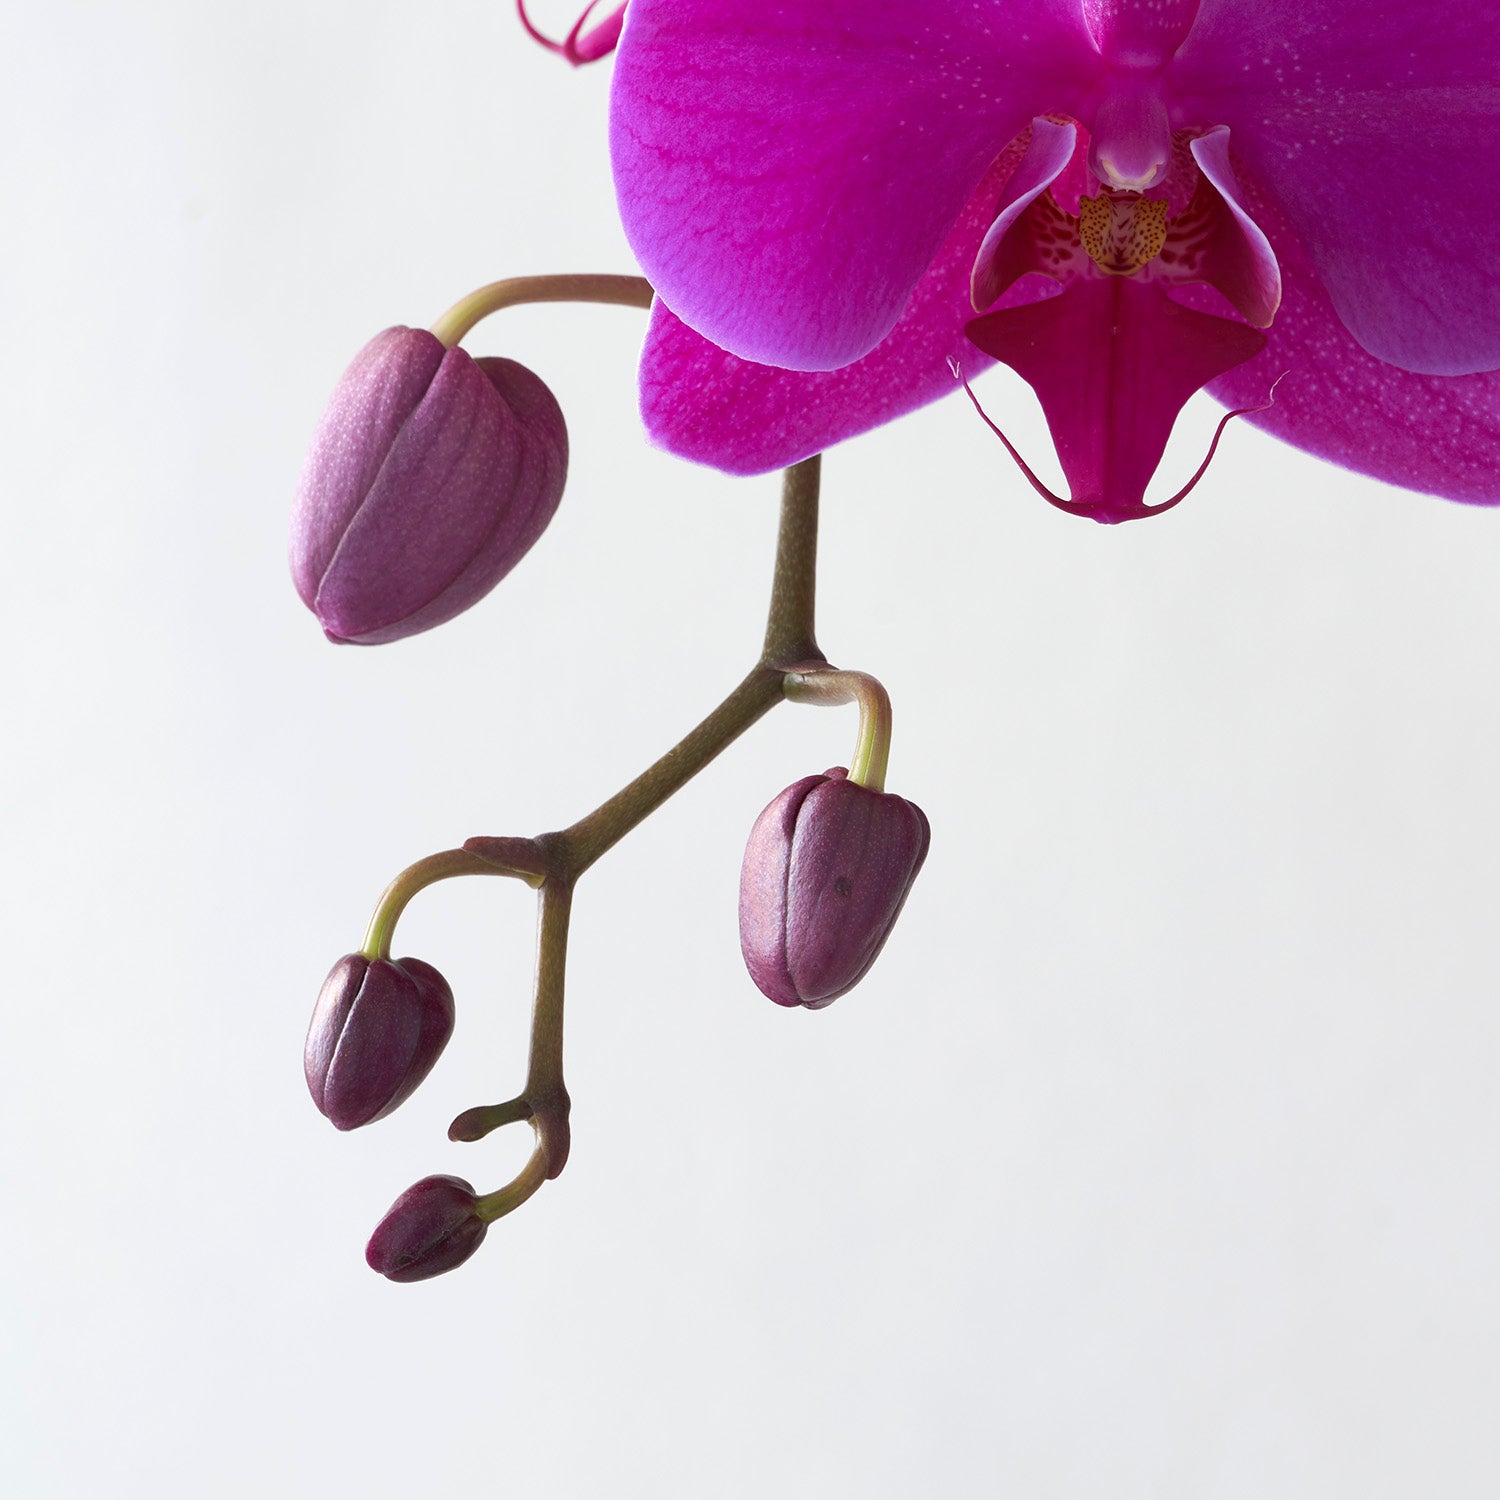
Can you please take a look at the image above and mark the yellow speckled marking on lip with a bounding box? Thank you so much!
[1079,191,1168,274]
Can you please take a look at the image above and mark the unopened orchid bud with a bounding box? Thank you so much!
[740,767,930,1009]
[304,954,455,1130]
[290,327,567,644]
[366,1175,487,1283]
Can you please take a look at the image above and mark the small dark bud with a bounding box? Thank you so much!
[304,954,455,1130]
[366,1175,488,1283]
[739,767,930,1009]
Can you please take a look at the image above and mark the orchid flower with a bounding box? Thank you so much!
[609,1,1500,520]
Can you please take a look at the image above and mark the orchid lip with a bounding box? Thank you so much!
[953,358,1284,524]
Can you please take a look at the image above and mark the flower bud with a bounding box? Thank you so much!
[304,954,455,1130]
[290,327,567,644]
[740,767,930,1009]
[366,1175,487,1283]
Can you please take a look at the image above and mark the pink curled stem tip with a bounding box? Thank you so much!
[517,1,626,66]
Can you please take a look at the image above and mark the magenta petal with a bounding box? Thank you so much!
[610,0,1097,370]
[967,277,1265,522]
[639,145,1057,475]
[1085,0,1200,66]
[1203,177,1500,506]
[1186,128,1279,328]
[971,118,1077,310]
[1172,2,1500,374]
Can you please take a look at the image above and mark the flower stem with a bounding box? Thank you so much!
[429,273,654,349]
[447,880,574,1181]
[402,459,827,1212]
[359,847,540,962]
[448,1096,533,1142]
[522,878,574,1179]
[474,1137,551,1222]
[762,454,822,666]
[550,456,826,876]
[781,668,894,792]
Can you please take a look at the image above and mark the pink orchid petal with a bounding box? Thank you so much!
[967,276,1265,521]
[1202,169,1500,506]
[639,145,1055,475]
[971,119,1078,311]
[1171,1,1500,374]
[1184,128,1279,328]
[610,0,1098,371]
[1084,0,1201,66]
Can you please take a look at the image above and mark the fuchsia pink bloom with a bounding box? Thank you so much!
[609,1,1500,520]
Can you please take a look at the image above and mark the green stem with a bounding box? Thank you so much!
[360,848,538,962]
[429,273,654,348]
[474,1137,550,1222]
[548,666,782,875]
[762,454,822,666]
[552,456,826,877]
[781,668,894,792]
[448,1096,533,1143]
[524,879,572,1098]
[451,878,577,1168]
[418,459,827,1207]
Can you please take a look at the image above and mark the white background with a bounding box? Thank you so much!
[7,3,1500,1496]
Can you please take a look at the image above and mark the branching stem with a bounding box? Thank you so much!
[550,455,825,877]
[782,668,894,792]
[360,848,542,962]
[429,273,654,348]
[368,451,829,1216]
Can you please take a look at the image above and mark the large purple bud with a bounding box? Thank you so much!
[304,954,455,1130]
[366,1175,488,1283]
[739,767,930,1009]
[289,327,567,644]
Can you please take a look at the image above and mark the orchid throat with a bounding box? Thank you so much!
[963,115,1282,523]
